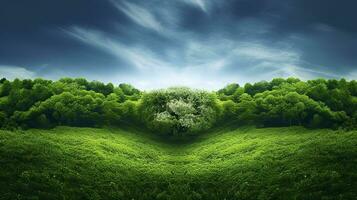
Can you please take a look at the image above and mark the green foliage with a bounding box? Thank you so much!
[218,83,240,96]
[0,79,11,97]
[220,100,237,120]
[0,77,141,129]
[139,87,221,136]
[0,111,6,127]
[235,93,258,123]
[217,78,356,129]
[0,77,356,133]
[118,83,139,94]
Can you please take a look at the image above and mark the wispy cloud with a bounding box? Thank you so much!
[64,26,172,71]
[64,26,239,89]
[0,65,36,80]
[1,0,356,90]
[233,43,300,63]
[110,0,163,32]
[261,63,339,80]
[347,70,357,80]
[64,24,342,89]
[231,42,341,80]
[184,0,208,13]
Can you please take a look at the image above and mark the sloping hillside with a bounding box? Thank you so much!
[0,127,356,199]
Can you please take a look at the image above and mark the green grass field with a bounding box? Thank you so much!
[0,126,356,200]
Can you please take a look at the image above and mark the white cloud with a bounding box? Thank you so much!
[184,0,208,13]
[65,26,172,71]
[64,26,243,90]
[0,65,36,80]
[231,43,343,81]
[64,25,346,90]
[110,0,163,32]
[346,70,357,80]
[233,43,300,63]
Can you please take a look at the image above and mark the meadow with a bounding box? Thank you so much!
[1,126,356,199]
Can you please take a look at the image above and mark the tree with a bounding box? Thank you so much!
[119,83,140,96]
[244,81,270,96]
[270,78,286,89]
[218,83,240,96]
[0,78,6,84]
[232,87,245,102]
[113,87,126,103]
[307,83,329,102]
[348,80,357,96]
[88,81,114,96]
[220,100,237,120]
[0,80,11,97]
[235,93,257,124]
[139,87,220,136]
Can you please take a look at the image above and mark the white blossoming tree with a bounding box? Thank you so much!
[139,87,221,136]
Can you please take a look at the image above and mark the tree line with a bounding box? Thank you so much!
[218,78,356,129]
[0,77,356,136]
[0,78,140,129]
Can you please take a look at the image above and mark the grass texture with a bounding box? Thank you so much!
[0,126,356,199]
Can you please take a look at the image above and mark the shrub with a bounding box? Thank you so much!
[139,87,220,136]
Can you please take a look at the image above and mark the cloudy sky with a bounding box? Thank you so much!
[0,0,356,89]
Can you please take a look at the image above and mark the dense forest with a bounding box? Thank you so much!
[0,77,356,135]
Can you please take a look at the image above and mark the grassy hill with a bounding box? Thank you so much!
[0,126,356,199]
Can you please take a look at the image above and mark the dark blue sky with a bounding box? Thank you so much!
[0,0,356,89]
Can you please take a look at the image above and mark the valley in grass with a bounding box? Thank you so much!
[1,126,356,200]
